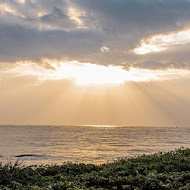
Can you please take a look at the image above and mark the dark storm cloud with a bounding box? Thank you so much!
[0,0,190,69]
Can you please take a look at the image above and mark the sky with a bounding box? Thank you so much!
[0,0,190,126]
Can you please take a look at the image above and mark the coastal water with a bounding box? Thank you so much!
[0,125,190,165]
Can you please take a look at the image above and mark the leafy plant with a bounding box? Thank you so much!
[0,148,190,189]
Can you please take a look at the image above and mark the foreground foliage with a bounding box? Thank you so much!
[1,148,190,189]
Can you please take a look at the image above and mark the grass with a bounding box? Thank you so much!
[0,148,190,189]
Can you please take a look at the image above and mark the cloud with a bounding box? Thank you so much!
[0,0,190,70]
[0,23,104,62]
[133,27,190,55]
[100,46,110,52]
[16,0,25,4]
[1,0,190,126]
[73,0,190,34]
[67,6,87,28]
[0,2,25,17]
[4,59,190,86]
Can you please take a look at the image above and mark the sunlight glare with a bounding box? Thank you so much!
[9,60,190,86]
[51,61,131,85]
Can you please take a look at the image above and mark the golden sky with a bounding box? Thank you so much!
[0,0,190,126]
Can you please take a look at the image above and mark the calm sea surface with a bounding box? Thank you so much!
[0,125,190,165]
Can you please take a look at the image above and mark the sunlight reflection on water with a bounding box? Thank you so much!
[80,125,118,128]
[0,125,189,165]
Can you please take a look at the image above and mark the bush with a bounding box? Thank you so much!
[0,148,190,189]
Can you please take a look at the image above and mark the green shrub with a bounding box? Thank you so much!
[0,148,190,189]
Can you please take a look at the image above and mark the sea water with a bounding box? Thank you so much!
[0,125,189,165]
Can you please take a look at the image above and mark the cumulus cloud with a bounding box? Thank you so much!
[0,0,190,70]
[133,28,190,55]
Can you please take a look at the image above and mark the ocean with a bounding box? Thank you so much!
[0,125,189,166]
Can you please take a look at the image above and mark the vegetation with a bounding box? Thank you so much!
[1,148,190,189]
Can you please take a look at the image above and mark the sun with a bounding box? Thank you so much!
[46,61,133,86]
[68,63,131,85]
